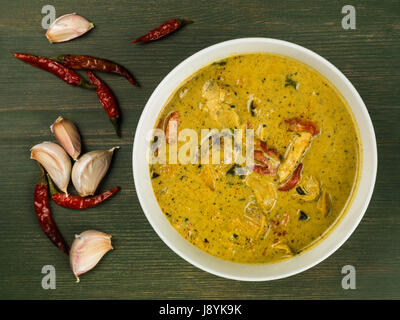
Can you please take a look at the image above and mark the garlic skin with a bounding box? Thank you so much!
[51,116,81,160]
[31,142,71,193]
[70,230,113,282]
[45,13,94,43]
[72,147,118,197]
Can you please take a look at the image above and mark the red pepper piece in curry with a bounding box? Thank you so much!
[252,138,281,176]
[284,118,319,136]
[164,111,181,144]
[278,163,303,191]
[254,138,281,160]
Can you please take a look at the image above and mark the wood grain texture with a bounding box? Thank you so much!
[0,0,399,299]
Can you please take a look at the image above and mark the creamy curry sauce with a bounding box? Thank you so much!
[150,53,360,263]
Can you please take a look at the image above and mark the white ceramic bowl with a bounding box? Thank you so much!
[132,38,377,281]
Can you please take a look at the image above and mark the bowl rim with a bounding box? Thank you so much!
[132,37,377,281]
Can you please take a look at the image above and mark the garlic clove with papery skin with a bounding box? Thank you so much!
[70,230,113,282]
[31,141,71,194]
[71,147,119,197]
[45,13,94,43]
[51,116,81,160]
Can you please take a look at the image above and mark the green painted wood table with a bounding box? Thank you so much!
[0,0,399,300]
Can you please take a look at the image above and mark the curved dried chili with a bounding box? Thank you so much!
[87,71,120,136]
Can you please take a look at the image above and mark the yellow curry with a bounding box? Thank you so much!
[150,53,360,263]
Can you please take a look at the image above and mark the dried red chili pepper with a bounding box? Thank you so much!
[278,163,303,191]
[50,55,139,87]
[87,71,120,136]
[53,188,121,209]
[254,138,281,159]
[34,165,69,254]
[47,173,120,209]
[252,164,278,176]
[164,111,181,144]
[13,53,95,89]
[131,19,192,43]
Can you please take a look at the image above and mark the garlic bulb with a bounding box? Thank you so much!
[31,142,71,193]
[71,147,118,197]
[45,13,94,43]
[51,116,81,160]
[70,230,113,282]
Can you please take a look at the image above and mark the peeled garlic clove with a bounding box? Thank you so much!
[45,13,94,43]
[70,230,113,282]
[51,116,81,160]
[31,142,71,193]
[72,147,118,197]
